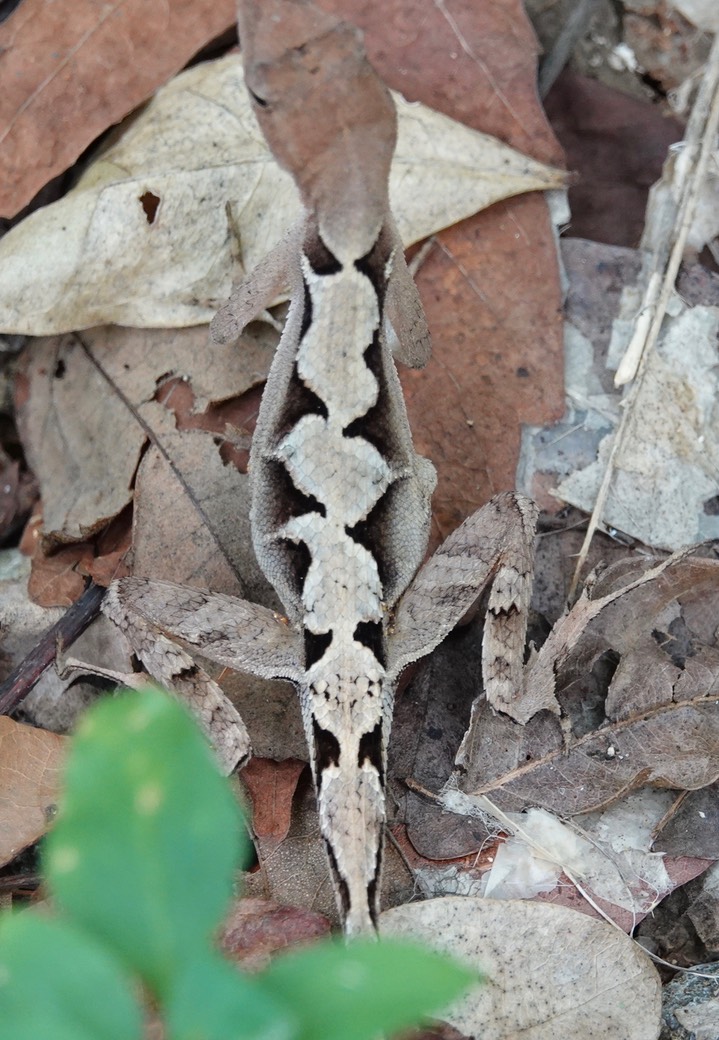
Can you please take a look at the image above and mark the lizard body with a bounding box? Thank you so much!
[104,0,539,935]
[231,3,435,933]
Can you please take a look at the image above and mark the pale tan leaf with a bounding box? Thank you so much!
[381,897,661,1040]
[0,56,566,335]
[0,717,66,867]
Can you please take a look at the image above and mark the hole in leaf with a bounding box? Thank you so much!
[139,191,161,224]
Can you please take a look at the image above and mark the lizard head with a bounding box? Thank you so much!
[238,0,397,263]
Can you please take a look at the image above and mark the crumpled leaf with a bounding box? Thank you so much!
[0,715,66,867]
[0,55,566,335]
[557,300,719,550]
[381,897,661,1040]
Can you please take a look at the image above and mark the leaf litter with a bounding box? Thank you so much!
[0,56,566,335]
[1,0,719,1031]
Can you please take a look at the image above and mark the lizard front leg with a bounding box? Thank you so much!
[387,492,542,722]
[103,578,304,774]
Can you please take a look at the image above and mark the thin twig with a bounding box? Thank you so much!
[0,581,106,715]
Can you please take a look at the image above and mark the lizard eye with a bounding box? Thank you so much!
[248,86,269,108]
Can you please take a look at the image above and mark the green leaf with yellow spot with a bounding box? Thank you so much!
[44,689,247,997]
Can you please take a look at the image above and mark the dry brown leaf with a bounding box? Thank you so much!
[241,758,305,849]
[0,716,66,867]
[545,70,684,248]
[653,784,719,859]
[17,336,145,544]
[217,670,304,762]
[219,896,330,971]
[381,897,661,1040]
[21,507,132,608]
[390,617,491,859]
[0,0,236,218]
[17,323,275,548]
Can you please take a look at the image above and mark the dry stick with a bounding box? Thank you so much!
[569,36,719,599]
[0,581,106,715]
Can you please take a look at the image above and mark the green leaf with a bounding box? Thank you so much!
[165,951,296,1040]
[261,939,476,1040]
[44,689,246,996]
[0,913,143,1040]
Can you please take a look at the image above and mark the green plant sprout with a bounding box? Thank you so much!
[0,689,474,1040]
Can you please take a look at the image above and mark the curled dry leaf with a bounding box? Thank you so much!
[0,56,566,335]
[381,897,661,1040]
[0,716,66,867]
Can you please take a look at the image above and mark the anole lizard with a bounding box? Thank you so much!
[104,0,539,935]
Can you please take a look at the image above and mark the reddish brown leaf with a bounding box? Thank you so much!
[241,757,305,845]
[21,505,132,607]
[0,716,66,867]
[0,0,237,217]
